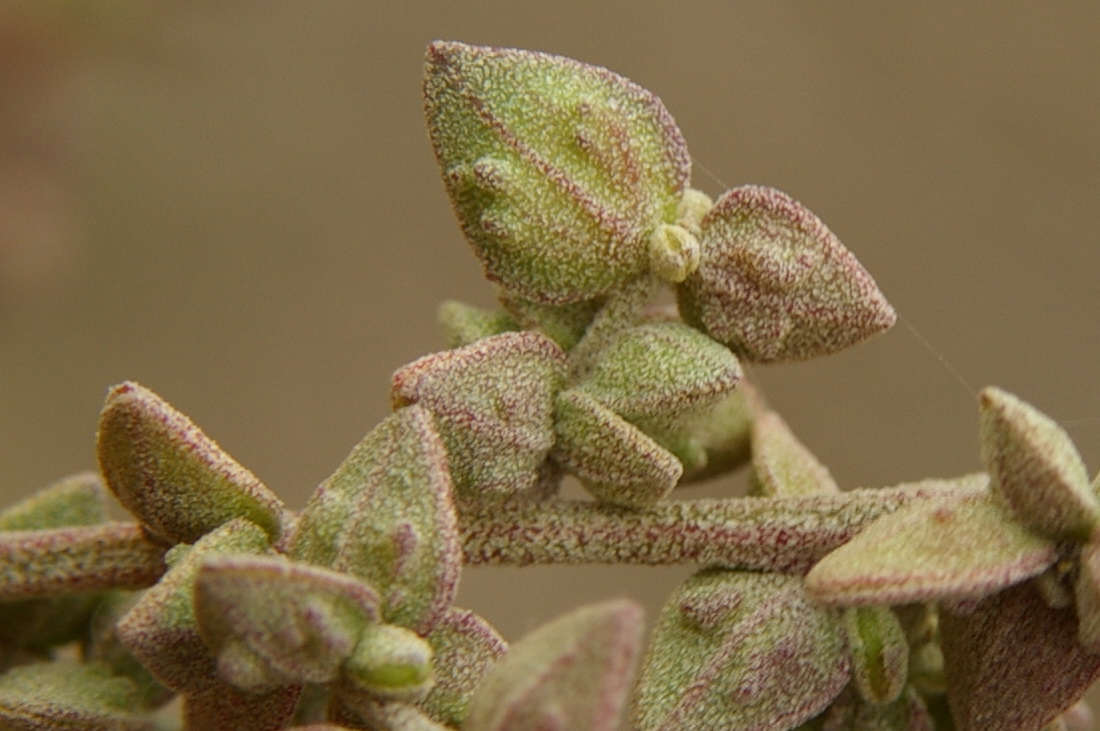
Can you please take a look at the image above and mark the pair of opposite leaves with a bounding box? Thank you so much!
[424,40,896,364]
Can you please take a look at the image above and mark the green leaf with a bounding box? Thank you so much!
[391,332,567,500]
[437,300,517,349]
[941,581,1100,730]
[194,554,382,691]
[553,388,682,509]
[843,606,909,705]
[290,405,460,634]
[0,661,150,731]
[465,599,643,731]
[424,41,690,304]
[342,623,434,701]
[576,321,741,424]
[97,382,289,545]
[632,570,848,731]
[116,518,271,694]
[805,484,1057,606]
[419,607,507,727]
[0,472,108,531]
[677,185,896,362]
[979,386,1100,541]
[749,411,838,497]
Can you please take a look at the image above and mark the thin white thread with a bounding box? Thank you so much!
[898,313,977,399]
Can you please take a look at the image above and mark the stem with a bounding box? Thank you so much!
[459,477,985,574]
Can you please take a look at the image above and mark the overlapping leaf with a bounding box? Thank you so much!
[424,41,691,304]
[677,185,896,362]
[0,661,149,731]
[419,607,507,727]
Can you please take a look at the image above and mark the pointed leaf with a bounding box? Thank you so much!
[424,40,690,304]
[750,411,839,496]
[677,185,896,362]
[465,599,642,731]
[805,486,1058,606]
[195,554,382,690]
[576,321,741,423]
[438,300,517,348]
[980,386,1099,541]
[553,388,682,509]
[633,570,848,731]
[0,661,150,731]
[97,382,289,544]
[392,332,567,499]
[941,580,1100,730]
[116,518,271,693]
[419,607,506,727]
[0,471,108,531]
[290,405,460,634]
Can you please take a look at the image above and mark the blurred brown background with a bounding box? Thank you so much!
[1,0,1099,665]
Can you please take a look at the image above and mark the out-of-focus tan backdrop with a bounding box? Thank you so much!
[2,0,1099,664]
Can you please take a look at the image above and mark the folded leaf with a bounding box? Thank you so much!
[392,332,567,499]
[97,382,288,544]
[805,484,1057,606]
[553,388,682,509]
[194,554,382,691]
[979,386,1100,541]
[677,185,896,362]
[419,607,507,727]
[633,569,848,731]
[941,580,1100,731]
[290,405,460,634]
[843,606,909,705]
[465,599,643,731]
[576,321,741,424]
[424,40,690,304]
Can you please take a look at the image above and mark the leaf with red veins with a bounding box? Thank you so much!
[419,607,507,727]
[0,661,150,731]
[677,185,896,362]
[575,321,741,425]
[97,381,289,545]
[290,405,460,635]
[632,569,848,731]
[552,388,682,509]
[116,518,272,694]
[194,554,382,691]
[979,386,1100,542]
[749,410,839,497]
[464,599,643,731]
[805,480,1058,607]
[424,40,690,304]
[391,331,567,500]
[941,580,1100,731]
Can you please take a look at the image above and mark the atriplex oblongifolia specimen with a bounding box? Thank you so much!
[0,41,1094,731]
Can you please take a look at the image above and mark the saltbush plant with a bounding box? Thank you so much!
[0,40,1095,731]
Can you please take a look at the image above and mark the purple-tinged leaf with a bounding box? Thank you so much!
[1074,540,1100,650]
[0,523,166,600]
[633,570,848,731]
[194,554,382,691]
[116,518,271,694]
[419,607,506,727]
[465,599,642,731]
[805,483,1057,606]
[941,580,1100,731]
[290,405,459,635]
[85,591,174,710]
[842,606,909,705]
[979,386,1100,541]
[0,471,107,531]
[576,321,741,424]
[391,332,567,500]
[677,185,896,362]
[183,678,302,731]
[750,411,838,497]
[438,300,518,348]
[341,623,434,701]
[0,661,150,731]
[97,382,289,545]
[424,41,690,304]
[552,388,682,509]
